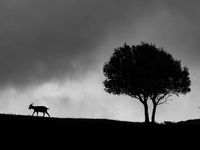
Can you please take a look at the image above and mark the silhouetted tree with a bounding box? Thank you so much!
[103,42,191,123]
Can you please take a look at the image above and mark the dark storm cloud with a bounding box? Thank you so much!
[0,0,199,88]
[0,0,157,88]
[154,0,200,65]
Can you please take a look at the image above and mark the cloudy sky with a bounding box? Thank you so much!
[0,0,200,122]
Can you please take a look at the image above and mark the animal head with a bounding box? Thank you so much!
[29,103,34,109]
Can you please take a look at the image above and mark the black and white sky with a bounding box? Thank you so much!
[0,0,200,122]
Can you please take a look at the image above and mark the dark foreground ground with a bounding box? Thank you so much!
[0,114,199,147]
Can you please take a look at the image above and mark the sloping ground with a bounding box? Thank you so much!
[0,113,199,131]
[0,114,199,146]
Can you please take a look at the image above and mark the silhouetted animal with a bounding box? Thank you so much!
[29,103,50,117]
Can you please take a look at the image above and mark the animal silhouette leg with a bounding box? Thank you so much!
[43,112,45,117]
[32,111,35,116]
[46,112,50,117]
[36,112,38,116]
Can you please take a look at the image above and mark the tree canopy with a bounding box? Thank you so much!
[103,42,191,122]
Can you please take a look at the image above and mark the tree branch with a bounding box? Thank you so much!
[156,93,167,104]
[157,99,168,105]
[131,95,139,99]
[157,93,173,105]
[138,94,144,104]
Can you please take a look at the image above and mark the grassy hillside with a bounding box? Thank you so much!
[0,113,199,132]
[0,113,199,145]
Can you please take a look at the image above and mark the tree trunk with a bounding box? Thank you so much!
[143,102,150,123]
[151,103,157,123]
